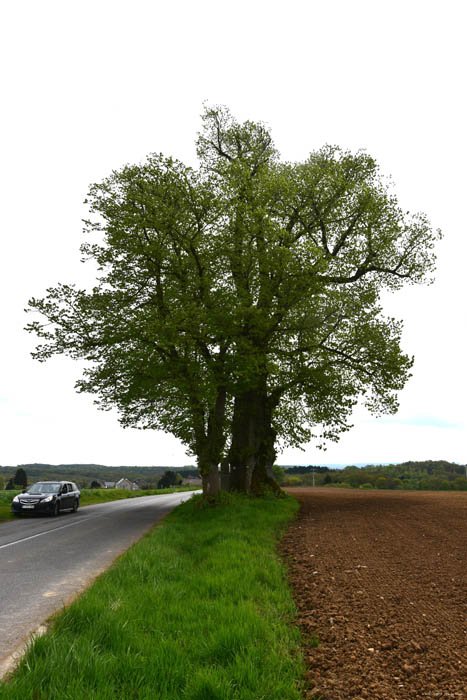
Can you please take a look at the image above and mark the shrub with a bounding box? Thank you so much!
[272,465,285,484]
[375,476,388,489]
[283,475,303,487]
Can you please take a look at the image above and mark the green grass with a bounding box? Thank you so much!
[0,492,304,700]
[0,491,20,522]
[0,486,197,523]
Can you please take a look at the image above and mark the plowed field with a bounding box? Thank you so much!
[281,488,467,700]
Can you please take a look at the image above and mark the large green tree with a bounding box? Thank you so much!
[28,155,231,496]
[27,106,439,496]
[196,107,438,492]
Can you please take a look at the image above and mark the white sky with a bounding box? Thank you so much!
[1,0,465,467]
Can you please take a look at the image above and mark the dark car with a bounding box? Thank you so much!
[11,481,80,516]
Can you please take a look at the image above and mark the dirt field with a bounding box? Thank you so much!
[281,488,467,700]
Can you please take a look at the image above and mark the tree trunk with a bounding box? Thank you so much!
[227,386,281,495]
[201,462,220,497]
[198,386,226,499]
[250,392,281,495]
[228,390,256,492]
[220,458,230,491]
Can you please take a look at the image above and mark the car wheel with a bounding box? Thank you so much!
[72,499,79,512]
[52,501,60,517]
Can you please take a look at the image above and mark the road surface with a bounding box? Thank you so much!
[0,491,196,674]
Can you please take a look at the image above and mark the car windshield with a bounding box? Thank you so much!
[27,483,61,494]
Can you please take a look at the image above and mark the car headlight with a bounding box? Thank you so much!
[42,495,54,503]
[13,495,20,502]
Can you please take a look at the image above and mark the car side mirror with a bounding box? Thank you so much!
[21,488,27,493]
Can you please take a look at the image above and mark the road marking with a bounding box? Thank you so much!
[0,515,101,551]
[0,492,193,552]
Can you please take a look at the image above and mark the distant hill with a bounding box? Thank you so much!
[280,460,467,491]
[0,463,199,485]
[280,461,464,470]
[2,460,465,491]
[16,463,196,472]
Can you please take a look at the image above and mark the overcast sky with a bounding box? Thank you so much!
[1,0,465,467]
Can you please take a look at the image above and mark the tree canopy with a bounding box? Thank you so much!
[13,467,28,488]
[27,106,440,496]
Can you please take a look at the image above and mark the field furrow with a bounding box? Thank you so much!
[282,488,467,700]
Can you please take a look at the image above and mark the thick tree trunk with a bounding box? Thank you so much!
[228,390,257,492]
[250,393,281,495]
[250,441,281,495]
[201,462,220,497]
[195,386,226,500]
[220,458,230,491]
[227,386,281,495]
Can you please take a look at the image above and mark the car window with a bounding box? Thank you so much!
[61,484,69,493]
[28,483,61,494]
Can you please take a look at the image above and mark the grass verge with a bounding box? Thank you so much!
[0,491,21,523]
[0,492,304,699]
[0,486,196,523]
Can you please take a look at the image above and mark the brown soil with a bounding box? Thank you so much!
[281,488,467,700]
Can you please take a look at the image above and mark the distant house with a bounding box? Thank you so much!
[133,478,152,490]
[104,481,116,489]
[115,478,138,491]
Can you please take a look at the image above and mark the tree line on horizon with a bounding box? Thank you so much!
[0,463,198,476]
[25,106,440,498]
[0,465,197,491]
[280,460,467,491]
[2,461,464,493]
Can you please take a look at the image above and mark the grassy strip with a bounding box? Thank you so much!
[0,492,304,700]
[0,487,197,523]
[0,491,20,523]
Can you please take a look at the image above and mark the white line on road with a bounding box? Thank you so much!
[0,515,102,550]
[0,492,191,551]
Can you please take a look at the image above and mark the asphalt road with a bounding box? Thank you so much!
[0,491,196,671]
